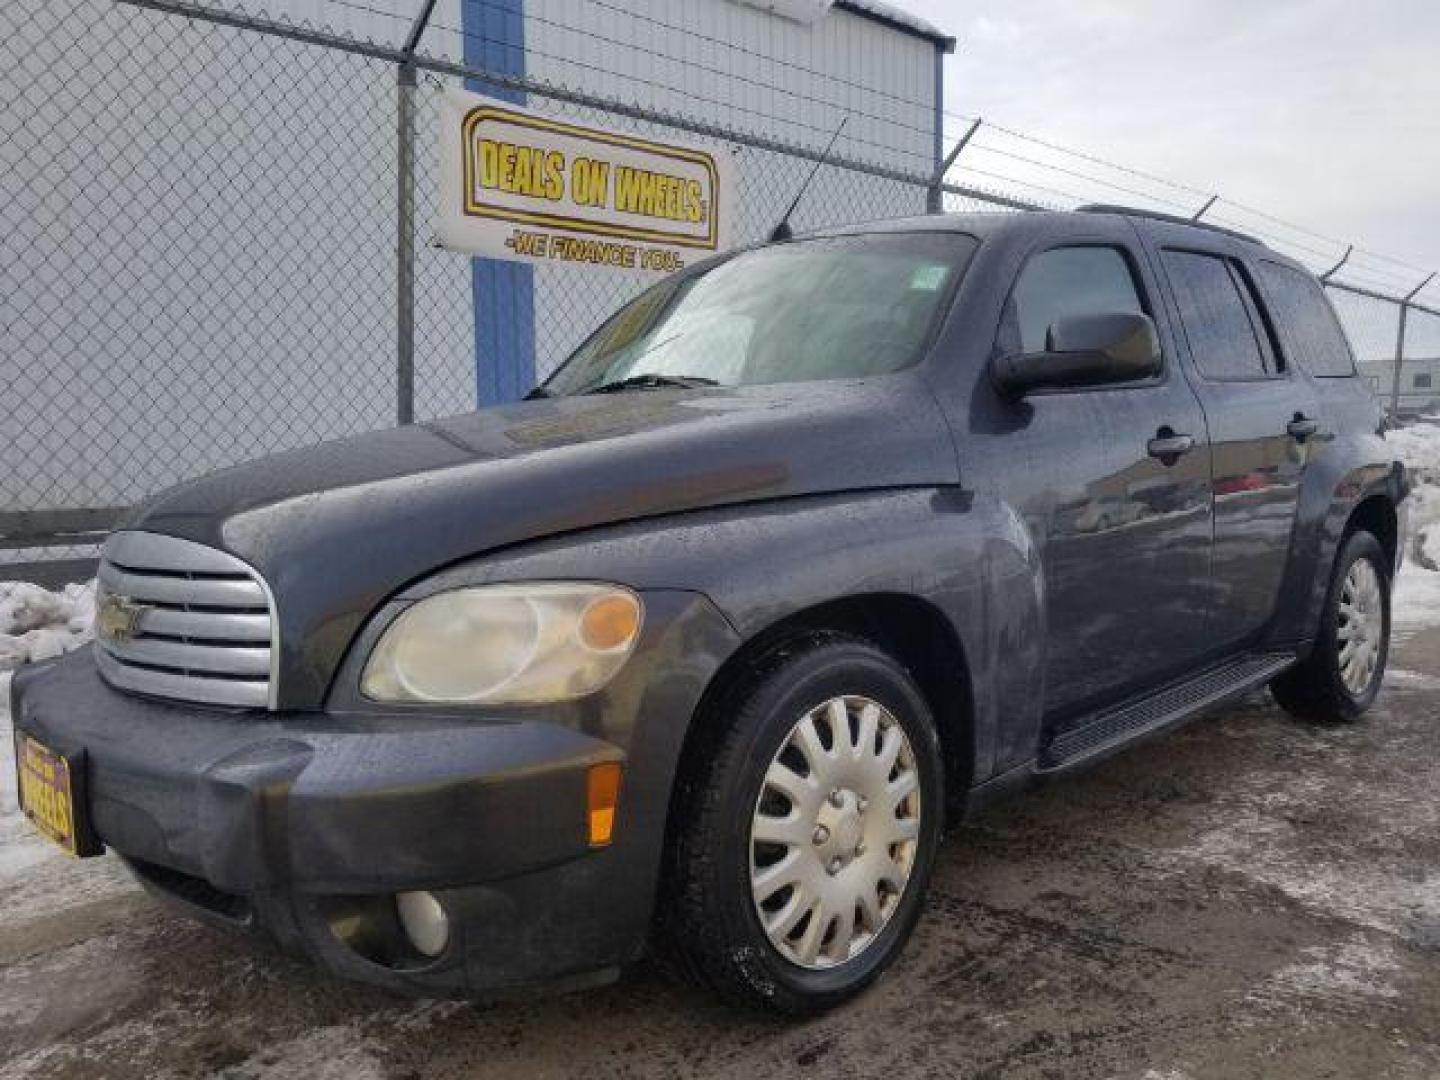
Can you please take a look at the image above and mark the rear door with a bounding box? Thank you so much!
[1150,232,1321,649]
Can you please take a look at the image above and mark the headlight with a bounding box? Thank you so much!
[360,582,643,705]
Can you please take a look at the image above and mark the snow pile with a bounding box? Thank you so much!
[0,581,96,699]
[1390,417,1440,633]
[1387,418,1440,473]
[1388,417,1440,570]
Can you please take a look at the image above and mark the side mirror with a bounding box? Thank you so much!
[992,311,1162,397]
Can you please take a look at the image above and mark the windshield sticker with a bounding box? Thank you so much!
[910,265,949,292]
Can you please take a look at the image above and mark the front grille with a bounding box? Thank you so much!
[95,531,276,709]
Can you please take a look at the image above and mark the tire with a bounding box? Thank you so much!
[1271,529,1391,724]
[663,635,944,1015]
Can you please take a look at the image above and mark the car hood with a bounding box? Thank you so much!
[122,379,958,706]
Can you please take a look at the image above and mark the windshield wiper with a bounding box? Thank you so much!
[583,373,720,395]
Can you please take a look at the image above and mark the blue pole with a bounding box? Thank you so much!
[461,0,536,405]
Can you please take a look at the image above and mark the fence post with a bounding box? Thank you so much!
[1390,302,1409,417]
[929,118,981,214]
[395,0,439,426]
[396,61,416,426]
[1390,272,1438,416]
[1320,245,1353,284]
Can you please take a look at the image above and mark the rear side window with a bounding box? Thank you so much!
[1010,246,1146,355]
[1163,250,1276,380]
[1255,260,1357,377]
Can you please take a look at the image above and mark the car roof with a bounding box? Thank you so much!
[813,207,1311,277]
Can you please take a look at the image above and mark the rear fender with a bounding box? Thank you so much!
[1268,429,1404,649]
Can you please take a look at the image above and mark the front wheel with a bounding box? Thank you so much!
[1271,529,1391,724]
[664,637,944,1014]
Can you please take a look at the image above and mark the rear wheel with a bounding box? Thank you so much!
[664,636,944,1014]
[1271,529,1390,723]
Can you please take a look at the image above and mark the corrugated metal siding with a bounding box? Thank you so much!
[524,0,936,170]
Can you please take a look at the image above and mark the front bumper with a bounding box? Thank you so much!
[9,592,739,995]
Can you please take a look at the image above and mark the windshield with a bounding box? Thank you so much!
[542,232,976,396]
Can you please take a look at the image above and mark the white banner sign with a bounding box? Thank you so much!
[437,89,735,275]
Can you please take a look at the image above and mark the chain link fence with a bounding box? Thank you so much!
[3,0,405,567]
[4,0,1437,572]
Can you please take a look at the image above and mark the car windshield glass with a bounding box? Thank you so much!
[542,233,976,395]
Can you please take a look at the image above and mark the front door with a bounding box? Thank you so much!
[991,231,1215,717]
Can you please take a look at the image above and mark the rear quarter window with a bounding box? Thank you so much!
[1162,250,1275,380]
[1255,261,1357,377]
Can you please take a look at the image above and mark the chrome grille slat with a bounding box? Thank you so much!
[96,531,277,709]
[105,530,249,574]
[101,636,270,677]
[98,562,267,609]
[121,607,271,643]
[96,649,270,709]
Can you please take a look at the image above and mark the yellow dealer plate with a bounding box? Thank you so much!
[15,733,87,857]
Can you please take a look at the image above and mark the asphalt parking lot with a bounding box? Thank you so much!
[4,603,1440,1079]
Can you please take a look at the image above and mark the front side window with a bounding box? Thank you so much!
[543,233,976,395]
[1163,250,1275,380]
[1007,246,1147,356]
[1255,260,1357,377]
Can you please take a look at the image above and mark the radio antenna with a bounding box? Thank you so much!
[769,116,849,242]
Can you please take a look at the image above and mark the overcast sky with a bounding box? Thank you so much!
[901,0,1440,292]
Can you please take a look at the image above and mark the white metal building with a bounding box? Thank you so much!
[2,0,954,535]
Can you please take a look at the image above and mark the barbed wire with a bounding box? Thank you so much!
[945,112,1215,202]
[940,112,1437,301]
[962,140,1200,217]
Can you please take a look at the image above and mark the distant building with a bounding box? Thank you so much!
[1360,356,1440,412]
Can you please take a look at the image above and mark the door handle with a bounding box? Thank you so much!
[1147,429,1195,463]
[1287,415,1320,441]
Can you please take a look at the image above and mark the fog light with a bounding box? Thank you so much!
[396,891,449,958]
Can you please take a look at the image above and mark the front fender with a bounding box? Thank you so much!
[396,488,1045,784]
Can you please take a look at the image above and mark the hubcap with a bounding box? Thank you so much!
[1337,556,1384,696]
[749,695,922,969]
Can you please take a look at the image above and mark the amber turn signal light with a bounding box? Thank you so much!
[587,761,623,847]
[578,593,641,652]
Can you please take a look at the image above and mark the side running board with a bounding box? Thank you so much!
[1038,652,1297,775]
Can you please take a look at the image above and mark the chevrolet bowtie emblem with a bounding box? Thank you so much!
[97,593,150,641]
